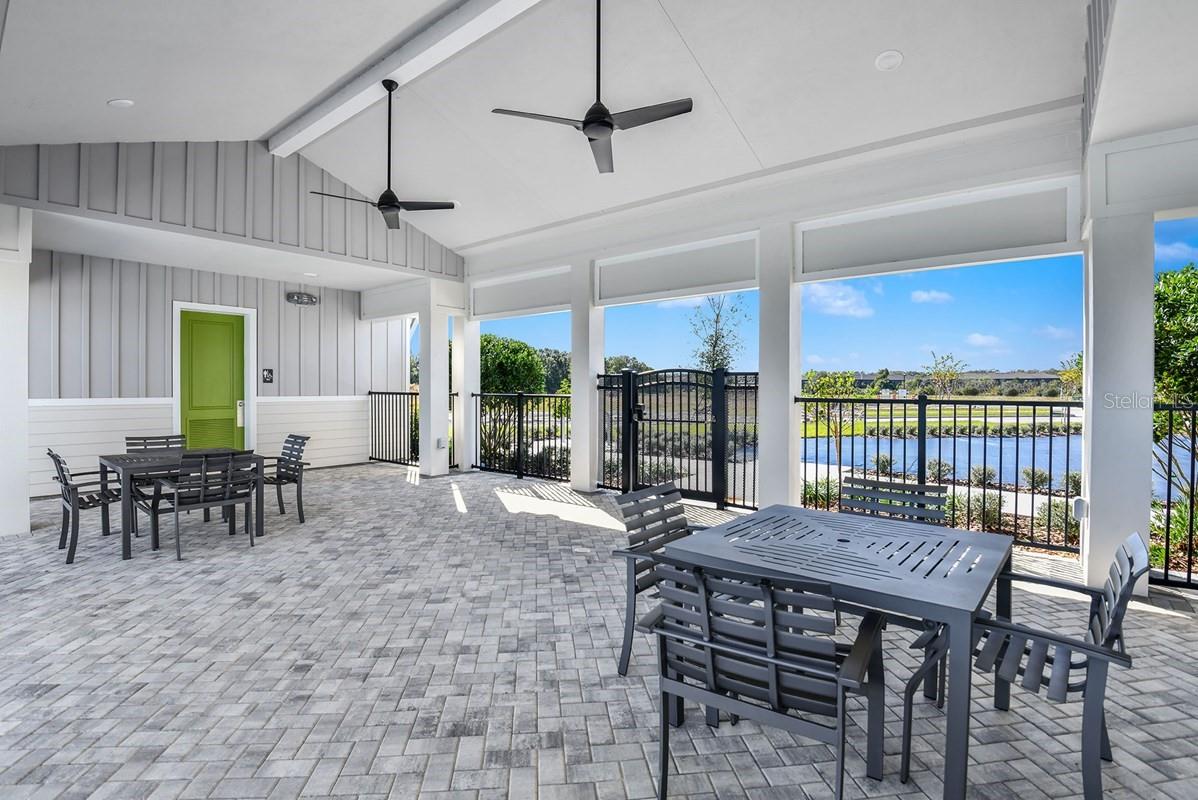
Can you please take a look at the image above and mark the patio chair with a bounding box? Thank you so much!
[613,483,705,676]
[155,451,258,560]
[125,434,187,451]
[624,550,886,800]
[899,531,1150,799]
[47,449,122,564]
[262,434,310,522]
[839,476,948,524]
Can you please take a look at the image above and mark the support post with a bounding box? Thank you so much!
[0,205,31,535]
[757,223,800,507]
[569,261,604,492]
[418,288,451,478]
[1082,212,1155,592]
[711,368,728,508]
[916,394,928,486]
[453,315,480,471]
[620,369,636,493]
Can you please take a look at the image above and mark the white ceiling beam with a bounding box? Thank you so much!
[267,0,545,158]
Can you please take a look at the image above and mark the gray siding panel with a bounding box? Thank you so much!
[222,141,248,237]
[124,143,155,220]
[28,248,406,399]
[87,144,119,214]
[47,145,80,208]
[159,143,187,226]
[3,145,39,199]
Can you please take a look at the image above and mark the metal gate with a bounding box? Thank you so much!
[598,369,758,509]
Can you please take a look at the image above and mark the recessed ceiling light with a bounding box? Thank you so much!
[303,272,318,278]
[106,98,135,108]
[874,50,904,72]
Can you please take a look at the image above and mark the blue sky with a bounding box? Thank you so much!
[452,218,1198,373]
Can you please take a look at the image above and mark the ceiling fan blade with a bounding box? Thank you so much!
[492,108,584,130]
[611,98,693,130]
[309,190,377,205]
[588,137,614,174]
[395,201,456,211]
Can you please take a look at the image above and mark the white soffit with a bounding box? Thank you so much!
[798,179,1079,280]
[596,233,756,307]
[471,266,570,319]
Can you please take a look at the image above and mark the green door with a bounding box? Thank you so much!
[180,311,245,449]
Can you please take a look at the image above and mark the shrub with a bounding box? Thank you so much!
[926,459,953,482]
[945,491,1002,531]
[1021,467,1051,493]
[1043,387,1060,397]
[802,478,838,508]
[872,453,893,475]
[1150,498,1192,569]
[969,464,996,487]
[1065,471,1082,496]
[960,385,980,397]
[1033,499,1080,546]
[641,461,686,484]
[527,446,570,477]
[1004,386,1021,397]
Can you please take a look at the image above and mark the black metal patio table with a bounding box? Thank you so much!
[98,448,266,560]
[663,504,1013,800]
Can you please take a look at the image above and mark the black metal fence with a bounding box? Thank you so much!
[598,369,759,509]
[1152,402,1198,585]
[795,394,1083,553]
[473,392,571,480]
[369,391,419,466]
[368,391,458,468]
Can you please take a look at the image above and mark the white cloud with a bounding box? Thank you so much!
[1155,240,1198,265]
[656,296,705,309]
[910,289,953,304]
[803,283,874,318]
[966,332,1004,348]
[805,354,834,365]
[1038,324,1074,340]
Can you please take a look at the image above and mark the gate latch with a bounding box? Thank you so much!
[634,404,645,421]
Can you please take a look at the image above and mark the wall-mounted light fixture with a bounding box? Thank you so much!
[286,291,319,306]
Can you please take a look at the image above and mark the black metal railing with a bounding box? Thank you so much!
[449,392,458,468]
[598,369,759,509]
[369,391,419,466]
[473,392,571,481]
[795,394,1083,553]
[1152,402,1198,586]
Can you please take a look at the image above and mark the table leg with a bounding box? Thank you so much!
[100,465,111,537]
[942,611,972,800]
[994,560,1012,711]
[255,463,264,538]
[121,470,133,560]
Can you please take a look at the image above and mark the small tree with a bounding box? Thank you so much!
[922,351,967,397]
[604,354,651,373]
[538,348,571,394]
[690,294,745,371]
[1058,352,1083,397]
[803,370,863,464]
[481,334,545,394]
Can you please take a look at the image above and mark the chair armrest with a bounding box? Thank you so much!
[57,478,110,491]
[686,524,709,532]
[154,478,180,493]
[635,605,664,634]
[839,611,885,690]
[976,617,1132,668]
[1001,570,1104,599]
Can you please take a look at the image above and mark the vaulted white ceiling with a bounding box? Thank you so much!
[0,0,459,143]
[298,0,1088,251]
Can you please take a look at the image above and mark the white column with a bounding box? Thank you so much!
[418,296,451,477]
[0,205,31,535]
[1082,212,1155,591]
[757,223,801,507]
[569,261,604,492]
[452,314,480,469]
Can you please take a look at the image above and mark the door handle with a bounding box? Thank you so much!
[236,400,245,427]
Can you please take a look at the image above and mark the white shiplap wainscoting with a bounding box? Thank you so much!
[256,396,369,469]
[28,398,174,498]
[28,396,370,499]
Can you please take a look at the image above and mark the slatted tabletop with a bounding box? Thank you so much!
[665,504,1012,621]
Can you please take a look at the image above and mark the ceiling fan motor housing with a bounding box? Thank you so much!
[582,102,614,139]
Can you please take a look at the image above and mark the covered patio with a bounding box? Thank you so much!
[1,465,1195,800]
[2,0,1198,797]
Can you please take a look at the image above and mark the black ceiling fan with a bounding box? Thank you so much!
[310,79,453,229]
[491,0,693,173]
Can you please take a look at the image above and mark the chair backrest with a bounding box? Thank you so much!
[839,476,947,525]
[1089,531,1151,650]
[126,434,187,452]
[277,434,310,480]
[46,449,74,502]
[614,483,692,592]
[652,557,842,718]
[173,452,257,507]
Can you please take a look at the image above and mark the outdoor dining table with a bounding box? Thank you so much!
[98,448,266,560]
[664,504,1014,800]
